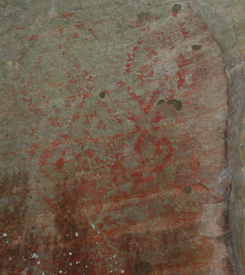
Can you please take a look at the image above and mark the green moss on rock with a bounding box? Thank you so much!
[192,44,202,51]
[99,91,106,98]
[167,99,182,111]
[172,4,182,13]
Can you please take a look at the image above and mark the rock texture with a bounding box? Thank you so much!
[0,0,244,274]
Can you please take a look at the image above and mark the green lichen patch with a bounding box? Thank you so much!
[157,99,165,105]
[167,99,182,111]
[172,4,182,13]
[192,44,202,51]
[183,185,192,195]
[134,261,153,275]
[137,12,152,22]
[99,91,106,98]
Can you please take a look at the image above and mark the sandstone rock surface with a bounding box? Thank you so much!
[0,0,245,274]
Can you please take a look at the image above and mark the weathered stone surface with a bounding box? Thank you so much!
[0,0,244,274]
[240,126,245,271]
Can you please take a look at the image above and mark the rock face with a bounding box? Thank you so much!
[0,0,244,274]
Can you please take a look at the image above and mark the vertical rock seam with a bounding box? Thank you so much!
[188,0,245,273]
